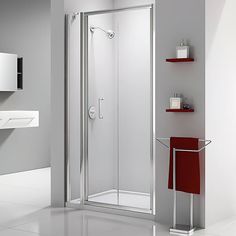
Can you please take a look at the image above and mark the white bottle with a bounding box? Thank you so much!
[170,93,182,109]
[176,40,190,59]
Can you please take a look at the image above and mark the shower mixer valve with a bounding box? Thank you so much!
[88,106,96,120]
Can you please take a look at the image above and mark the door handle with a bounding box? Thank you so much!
[98,98,104,119]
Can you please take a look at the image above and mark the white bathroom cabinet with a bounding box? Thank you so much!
[0,52,23,91]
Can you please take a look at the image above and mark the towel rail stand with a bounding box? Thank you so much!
[156,138,211,235]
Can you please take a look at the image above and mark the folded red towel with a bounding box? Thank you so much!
[168,137,200,194]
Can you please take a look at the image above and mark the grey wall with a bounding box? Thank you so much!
[0,0,51,174]
[51,0,65,206]
[156,0,205,227]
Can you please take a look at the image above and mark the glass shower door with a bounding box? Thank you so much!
[82,5,155,214]
[86,12,118,205]
[115,7,152,211]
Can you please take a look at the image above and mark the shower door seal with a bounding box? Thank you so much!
[66,4,156,219]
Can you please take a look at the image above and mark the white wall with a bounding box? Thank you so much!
[205,0,236,226]
[0,0,51,174]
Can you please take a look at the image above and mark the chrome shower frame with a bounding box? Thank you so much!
[65,4,156,220]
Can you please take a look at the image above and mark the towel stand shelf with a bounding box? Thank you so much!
[156,138,212,235]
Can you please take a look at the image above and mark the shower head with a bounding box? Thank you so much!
[90,26,115,39]
[106,30,115,39]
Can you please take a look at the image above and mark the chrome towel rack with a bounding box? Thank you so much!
[156,137,211,235]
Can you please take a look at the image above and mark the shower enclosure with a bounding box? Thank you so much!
[66,4,155,217]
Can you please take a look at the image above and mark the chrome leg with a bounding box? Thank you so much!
[190,194,194,228]
[173,148,177,229]
[170,149,196,235]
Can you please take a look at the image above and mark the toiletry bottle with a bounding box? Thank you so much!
[176,40,190,59]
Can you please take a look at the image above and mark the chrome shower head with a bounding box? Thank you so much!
[90,26,115,39]
[106,30,115,39]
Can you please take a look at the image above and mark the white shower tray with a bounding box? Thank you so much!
[0,111,39,129]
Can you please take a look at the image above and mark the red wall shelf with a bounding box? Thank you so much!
[166,109,194,113]
[166,58,194,63]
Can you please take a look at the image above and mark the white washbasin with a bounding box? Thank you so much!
[0,111,39,129]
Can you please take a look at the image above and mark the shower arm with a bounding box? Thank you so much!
[90,26,107,34]
[90,26,115,39]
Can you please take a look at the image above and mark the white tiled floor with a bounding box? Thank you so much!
[0,168,236,235]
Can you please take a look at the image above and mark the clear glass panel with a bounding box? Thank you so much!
[115,8,151,210]
[87,13,117,205]
[87,7,152,211]
[66,14,81,205]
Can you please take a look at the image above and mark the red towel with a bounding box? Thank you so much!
[168,137,200,194]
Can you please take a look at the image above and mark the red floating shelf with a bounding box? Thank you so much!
[166,58,194,63]
[166,109,194,113]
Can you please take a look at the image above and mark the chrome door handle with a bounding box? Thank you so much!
[98,98,104,119]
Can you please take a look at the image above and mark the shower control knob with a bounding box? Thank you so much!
[88,106,96,120]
